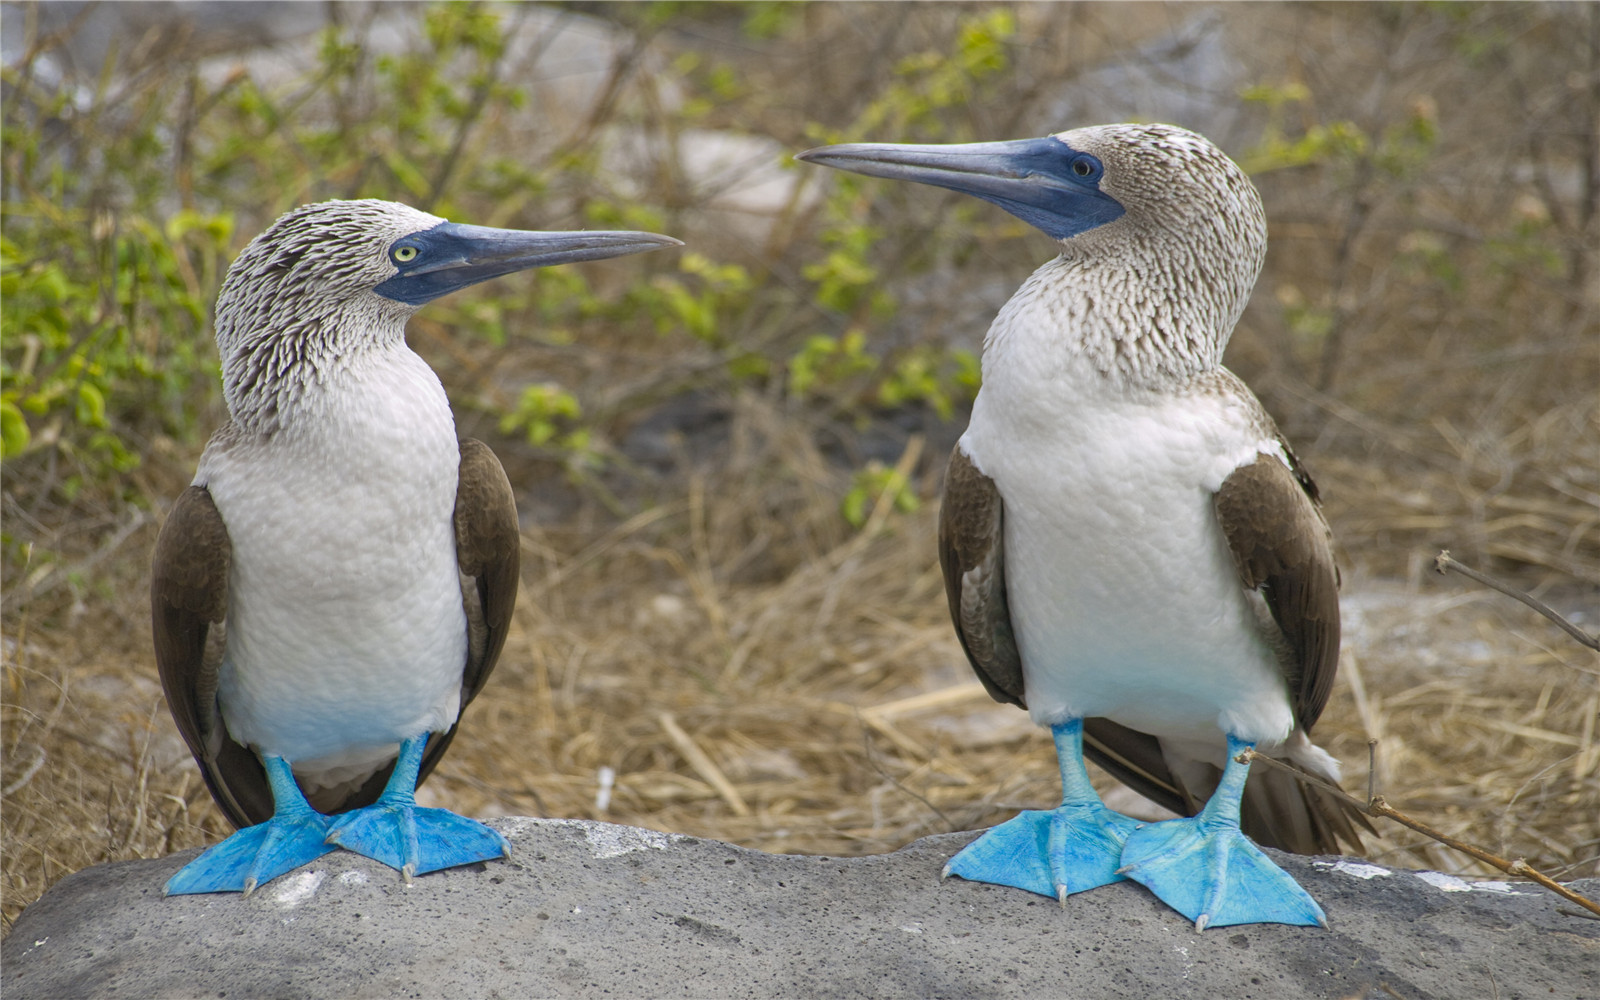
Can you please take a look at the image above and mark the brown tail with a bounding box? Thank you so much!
[1084,717,1374,855]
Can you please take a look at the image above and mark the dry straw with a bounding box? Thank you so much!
[5,393,1597,932]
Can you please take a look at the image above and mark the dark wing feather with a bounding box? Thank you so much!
[413,437,521,789]
[1214,442,1340,731]
[151,484,272,829]
[1212,443,1373,852]
[1082,718,1192,816]
[938,444,1024,707]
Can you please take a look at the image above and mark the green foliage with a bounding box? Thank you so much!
[740,3,803,41]
[499,382,596,467]
[1239,81,1368,174]
[1241,80,1439,180]
[788,330,874,400]
[877,345,980,421]
[841,460,921,528]
[644,252,755,346]
[838,8,1017,141]
[1,108,234,470]
[2,1,1017,543]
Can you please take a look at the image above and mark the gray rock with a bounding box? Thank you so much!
[4,819,1596,999]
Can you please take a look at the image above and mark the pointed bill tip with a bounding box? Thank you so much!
[503,229,684,266]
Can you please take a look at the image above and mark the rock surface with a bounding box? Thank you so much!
[4,819,1596,1000]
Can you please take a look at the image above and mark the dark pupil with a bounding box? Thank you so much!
[1073,160,1093,177]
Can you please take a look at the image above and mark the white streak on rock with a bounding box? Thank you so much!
[1415,871,1529,894]
[583,822,683,859]
[1315,861,1391,880]
[271,870,324,908]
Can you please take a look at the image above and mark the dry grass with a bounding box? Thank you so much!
[5,388,1597,933]
[5,0,1598,935]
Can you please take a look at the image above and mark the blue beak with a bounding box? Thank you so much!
[795,137,1124,241]
[375,224,683,305]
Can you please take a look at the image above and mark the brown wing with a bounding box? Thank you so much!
[412,437,521,789]
[1214,442,1341,731]
[152,484,272,828]
[1214,443,1371,852]
[938,444,1024,708]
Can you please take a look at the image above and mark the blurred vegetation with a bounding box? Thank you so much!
[6,2,1593,608]
[2,1,1596,927]
[2,1,1039,603]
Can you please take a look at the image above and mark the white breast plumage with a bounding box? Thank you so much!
[201,347,465,790]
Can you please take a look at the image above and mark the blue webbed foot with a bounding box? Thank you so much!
[943,719,1139,903]
[944,799,1138,901]
[324,733,510,880]
[326,800,510,879]
[1117,735,1327,930]
[165,756,335,896]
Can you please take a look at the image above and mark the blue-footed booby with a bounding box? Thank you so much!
[797,125,1369,929]
[152,199,681,895]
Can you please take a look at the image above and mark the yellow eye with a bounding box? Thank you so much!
[393,245,418,262]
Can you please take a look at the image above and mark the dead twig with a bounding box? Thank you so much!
[1239,747,1600,918]
[1434,550,1600,652]
[658,712,750,818]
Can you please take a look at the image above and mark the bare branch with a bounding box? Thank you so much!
[1237,747,1600,918]
[1434,550,1600,652]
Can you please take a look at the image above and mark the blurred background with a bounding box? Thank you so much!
[2,1,1596,930]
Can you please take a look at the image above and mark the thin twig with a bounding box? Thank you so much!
[1434,550,1600,651]
[658,712,750,817]
[1239,747,1600,918]
[857,715,953,831]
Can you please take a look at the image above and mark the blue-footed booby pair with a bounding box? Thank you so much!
[152,200,680,895]
[797,124,1369,929]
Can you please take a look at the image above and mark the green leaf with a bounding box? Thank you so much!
[0,399,30,457]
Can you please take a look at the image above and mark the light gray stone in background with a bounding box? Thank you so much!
[4,819,1596,1000]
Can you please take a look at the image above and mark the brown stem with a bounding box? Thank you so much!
[1434,550,1600,652]
[1238,747,1600,918]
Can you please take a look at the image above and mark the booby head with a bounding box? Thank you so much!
[213,199,681,428]
[797,124,1266,368]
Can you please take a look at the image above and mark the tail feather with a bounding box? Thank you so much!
[1084,716,1373,856]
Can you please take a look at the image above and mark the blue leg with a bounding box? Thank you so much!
[166,755,335,896]
[944,719,1140,904]
[325,733,510,880]
[1116,734,1327,930]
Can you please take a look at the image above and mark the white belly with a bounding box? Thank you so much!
[199,353,467,788]
[962,382,1295,749]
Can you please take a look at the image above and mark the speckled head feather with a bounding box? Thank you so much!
[797,124,1268,388]
[1045,123,1267,373]
[211,199,681,436]
[214,199,445,432]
